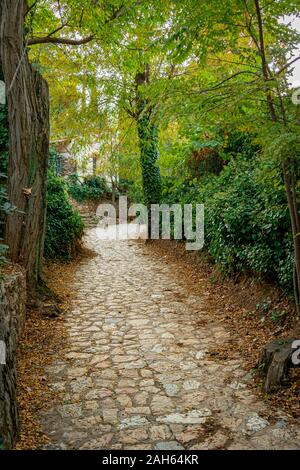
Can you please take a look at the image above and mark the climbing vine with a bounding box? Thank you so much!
[137,114,161,206]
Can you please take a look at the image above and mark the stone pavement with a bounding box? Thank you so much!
[41,229,300,450]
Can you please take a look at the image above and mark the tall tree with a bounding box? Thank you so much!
[0,0,49,294]
[168,0,300,314]
[0,0,137,295]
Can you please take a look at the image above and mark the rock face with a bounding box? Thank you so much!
[0,269,26,449]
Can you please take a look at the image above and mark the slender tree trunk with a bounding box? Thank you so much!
[0,0,50,295]
[283,160,300,315]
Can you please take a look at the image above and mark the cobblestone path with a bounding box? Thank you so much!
[42,229,300,450]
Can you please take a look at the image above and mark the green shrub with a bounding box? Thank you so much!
[161,155,294,293]
[67,174,111,202]
[48,147,63,175]
[45,172,84,260]
[160,175,199,205]
[126,180,144,203]
[116,178,134,194]
[200,157,293,290]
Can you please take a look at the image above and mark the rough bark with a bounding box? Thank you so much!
[0,0,50,295]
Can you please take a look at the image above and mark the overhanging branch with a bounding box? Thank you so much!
[28,34,94,46]
[27,2,128,46]
[276,56,300,76]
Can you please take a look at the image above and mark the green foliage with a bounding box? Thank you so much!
[162,154,294,292]
[221,131,260,160]
[44,173,84,260]
[48,147,63,175]
[204,158,293,289]
[67,174,112,202]
[115,178,143,202]
[126,180,144,203]
[23,0,300,303]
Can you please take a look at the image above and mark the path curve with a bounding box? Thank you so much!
[41,229,300,450]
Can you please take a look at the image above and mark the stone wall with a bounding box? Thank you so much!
[0,268,26,449]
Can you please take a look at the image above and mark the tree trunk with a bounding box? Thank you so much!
[135,66,161,208]
[0,0,50,295]
[137,113,161,207]
[283,159,300,316]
